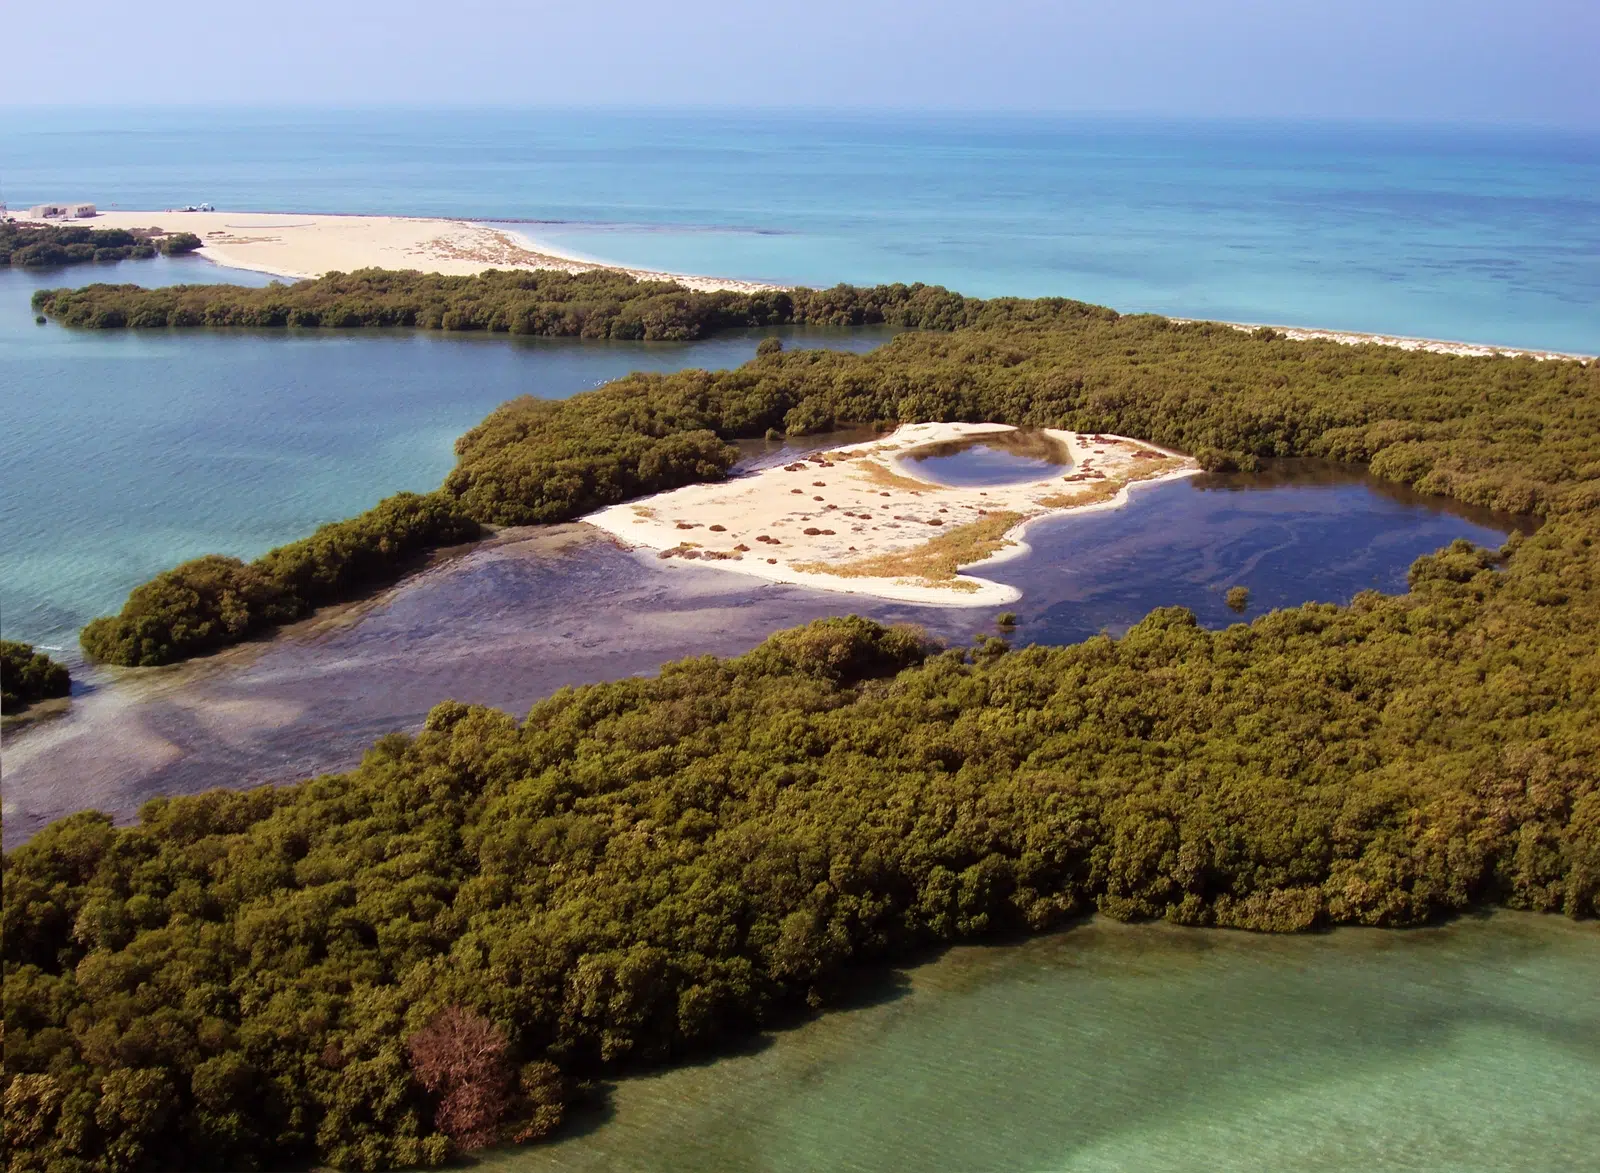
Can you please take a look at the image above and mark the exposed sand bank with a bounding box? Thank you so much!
[17,210,1591,360]
[1180,318,1593,362]
[586,423,1199,606]
[11,209,781,293]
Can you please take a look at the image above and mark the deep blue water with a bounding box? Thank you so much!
[4,110,1596,352]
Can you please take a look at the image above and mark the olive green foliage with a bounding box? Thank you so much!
[74,275,1600,666]
[30,268,981,338]
[446,301,1598,525]
[0,641,70,714]
[1,223,160,268]
[7,545,1600,1169]
[157,232,202,256]
[80,493,479,666]
[9,273,1600,1171]
[1225,586,1250,613]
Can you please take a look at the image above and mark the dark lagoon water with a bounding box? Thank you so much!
[0,262,889,649]
[1,461,1522,849]
[994,462,1532,646]
[475,913,1600,1173]
[904,430,1072,487]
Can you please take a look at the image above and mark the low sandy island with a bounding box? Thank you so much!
[12,209,780,293]
[587,423,1198,606]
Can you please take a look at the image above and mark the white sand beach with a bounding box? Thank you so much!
[1180,318,1593,362]
[11,209,781,293]
[17,209,1590,360]
[586,423,1199,606]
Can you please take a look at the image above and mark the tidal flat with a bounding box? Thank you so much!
[0,465,1521,849]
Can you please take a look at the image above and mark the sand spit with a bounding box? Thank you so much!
[1179,318,1594,363]
[586,423,1199,606]
[13,209,781,293]
[18,211,1591,359]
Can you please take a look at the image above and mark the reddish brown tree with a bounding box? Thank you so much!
[406,1006,514,1150]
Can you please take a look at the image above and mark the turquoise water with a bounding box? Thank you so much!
[4,111,1597,352]
[476,914,1600,1173]
[0,262,885,648]
[5,115,1594,1169]
[5,111,1592,645]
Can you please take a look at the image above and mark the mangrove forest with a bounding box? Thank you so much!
[3,267,1598,1172]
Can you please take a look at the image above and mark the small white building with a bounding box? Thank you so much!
[25,202,96,219]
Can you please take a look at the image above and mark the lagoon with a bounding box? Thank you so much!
[477,913,1600,1173]
[0,261,887,649]
[0,464,1521,848]
[904,430,1074,487]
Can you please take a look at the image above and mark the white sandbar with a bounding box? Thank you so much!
[12,209,780,293]
[586,423,1199,606]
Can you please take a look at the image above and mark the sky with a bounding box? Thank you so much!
[4,0,1597,125]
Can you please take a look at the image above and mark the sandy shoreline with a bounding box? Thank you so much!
[586,423,1199,606]
[14,208,1591,358]
[14,208,1592,358]
[1177,317,1593,363]
[11,209,783,294]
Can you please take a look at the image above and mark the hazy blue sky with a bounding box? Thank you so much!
[6,0,1596,124]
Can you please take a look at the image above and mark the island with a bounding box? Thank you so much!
[588,423,1194,604]
[13,208,775,291]
[4,260,1597,1173]
[57,268,1590,670]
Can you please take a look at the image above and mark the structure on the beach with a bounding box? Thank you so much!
[27,202,96,219]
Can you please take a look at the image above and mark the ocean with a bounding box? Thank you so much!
[4,109,1597,352]
[5,111,1592,646]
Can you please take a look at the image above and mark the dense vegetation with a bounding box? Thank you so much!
[31,268,978,336]
[1,222,200,268]
[6,534,1600,1170]
[0,641,70,713]
[79,493,479,666]
[70,272,1598,665]
[5,268,1600,1170]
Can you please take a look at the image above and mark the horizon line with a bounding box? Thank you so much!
[3,103,1597,133]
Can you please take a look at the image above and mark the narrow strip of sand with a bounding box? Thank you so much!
[12,209,781,293]
[17,209,1590,359]
[585,423,1199,606]
[1175,318,1593,362]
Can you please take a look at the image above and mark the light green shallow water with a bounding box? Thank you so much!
[477,914,1598,1173]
